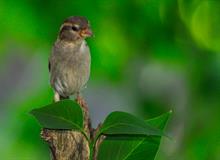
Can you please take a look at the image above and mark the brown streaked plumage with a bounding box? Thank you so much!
[49,16,92,101]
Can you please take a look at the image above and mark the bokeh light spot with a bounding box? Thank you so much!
[191,1,220,52]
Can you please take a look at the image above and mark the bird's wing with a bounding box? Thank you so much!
[48,60,51,72]
[48,46,55,72]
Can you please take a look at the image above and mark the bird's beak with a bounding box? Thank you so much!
[80,28,93,37]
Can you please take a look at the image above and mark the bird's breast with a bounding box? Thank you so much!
[50,40,91,97]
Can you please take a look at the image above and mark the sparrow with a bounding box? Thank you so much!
[49,16,93,102]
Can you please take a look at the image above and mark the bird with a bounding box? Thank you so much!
[49,16,93,103]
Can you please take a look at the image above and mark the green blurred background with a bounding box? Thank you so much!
[0,0,220,159]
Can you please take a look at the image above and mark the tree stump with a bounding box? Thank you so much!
[40,99,98,160]
[41,129,90,160]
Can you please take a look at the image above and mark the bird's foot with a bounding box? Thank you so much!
[54,92,60,102]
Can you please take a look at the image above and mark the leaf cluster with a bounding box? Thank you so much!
[30,100,171,160]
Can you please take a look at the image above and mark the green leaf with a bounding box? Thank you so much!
[97,111,166,138]
[97,111,172,160]
[30,100,83,130]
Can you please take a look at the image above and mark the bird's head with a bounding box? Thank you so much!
[58,16,93,42]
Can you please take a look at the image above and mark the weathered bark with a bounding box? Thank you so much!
[41,129,90,160]
[92,135,105,160]
[40,98,98,160]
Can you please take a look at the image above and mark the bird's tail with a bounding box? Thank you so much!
[60,95,70,100]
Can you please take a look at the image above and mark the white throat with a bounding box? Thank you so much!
[80,40,87,53]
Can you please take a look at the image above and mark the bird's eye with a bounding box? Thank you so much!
[72,25,79,31]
